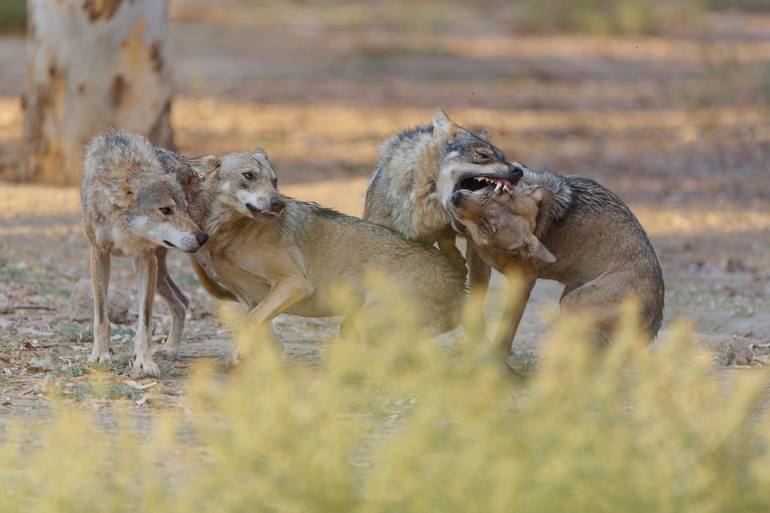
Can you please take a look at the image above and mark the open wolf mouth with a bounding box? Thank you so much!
[453,168,523,194]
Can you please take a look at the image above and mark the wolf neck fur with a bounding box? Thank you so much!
[198,180,249,239]
[521,168,573,238]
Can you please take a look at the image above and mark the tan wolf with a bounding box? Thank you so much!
[81,131,208,377]
[185,149,466,364]
[363,108,524,284]
[447,169,664,351]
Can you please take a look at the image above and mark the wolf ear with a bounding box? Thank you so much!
[477,129,491,142]
[526,185,555,206]
[105,182,134,208]
[95,172,134,208]
[432,108,460,140]
[185,155,221,178]
[252,148,267,157]
[526,233,556,264]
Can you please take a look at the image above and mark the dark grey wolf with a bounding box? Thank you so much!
[447,169,664,351]
[363,108,524,280]
[81,130,208,377]
[186,149,467,364]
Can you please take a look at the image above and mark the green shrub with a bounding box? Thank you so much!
[0,0,25,34]
[1,279,770,512]
[518,0,703,35]
[706,0,770,11]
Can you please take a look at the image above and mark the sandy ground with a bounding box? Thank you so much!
[0,1,769,419]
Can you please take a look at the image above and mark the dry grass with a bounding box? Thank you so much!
[2,286,770,512]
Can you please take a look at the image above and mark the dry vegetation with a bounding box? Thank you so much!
[0,0,769,507]
[3,289,770,512]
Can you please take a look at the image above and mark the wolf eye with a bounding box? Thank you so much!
[242,171,255,180]
[271,178,278,188]
[475,149,493,162]
[159,207,173,216]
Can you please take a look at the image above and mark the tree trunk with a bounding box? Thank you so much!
[20,0,173,185]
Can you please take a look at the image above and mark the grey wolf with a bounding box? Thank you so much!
[81,130,208,377]
[186,149,467,364]
[447,169,664,351]
[363,108,524,282]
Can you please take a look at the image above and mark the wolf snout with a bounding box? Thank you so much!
[246,196,285,218]
[450,190,465,207]
[507,162,524,182]
[269,196,285,213]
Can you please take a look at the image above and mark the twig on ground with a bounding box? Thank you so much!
[0,305,55,314]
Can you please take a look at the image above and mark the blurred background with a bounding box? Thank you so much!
[0,0,769,411]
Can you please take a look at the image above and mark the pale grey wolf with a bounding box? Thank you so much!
[185,149,467,364]
[447,169,664,351]
[363,108,524,284]
[81,130,208,377]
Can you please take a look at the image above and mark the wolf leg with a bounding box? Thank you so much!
[559,274,633,343]
[436,231,466,274]
[226,278,314,366]
[495,269,537,354]
[467,242,491,294]
[154,248,188,360]
[131,252,160,378]
[88,244,113,365]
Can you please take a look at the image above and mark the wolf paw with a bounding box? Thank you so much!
[87,348,113,366]
[220,350,241,368]
[153,342,180,360]
[130,353,161,378]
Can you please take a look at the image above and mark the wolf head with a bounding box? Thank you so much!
[88,131,208,253]
[432,109,525,208]
[187,149,286,221]
[109,174,208,253]
[446,183,556,265]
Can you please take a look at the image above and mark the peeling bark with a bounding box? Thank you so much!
[21,0,173,185]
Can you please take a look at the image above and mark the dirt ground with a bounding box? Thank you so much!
[1,1,769,420]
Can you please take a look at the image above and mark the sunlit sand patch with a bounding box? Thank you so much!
[1,180,767,238]
[0,223,81,237]
[0,182,80,220]
[1,96,767,175]
[634,206,770,237]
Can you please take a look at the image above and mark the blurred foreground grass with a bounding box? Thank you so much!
[0,0,24,33]
[1,279,770,512]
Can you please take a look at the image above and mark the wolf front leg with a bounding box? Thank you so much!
[131,252,160,378]
[88,244,113,365]
[436,231,467,274]
[227,277,315,366]
[153,248,189,360]
[495,267,538,355]
[466,242,491,294]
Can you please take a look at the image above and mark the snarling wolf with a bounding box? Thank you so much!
[447,169,664,350]
[363,108,523,282]
[81,130,208,377]
[186,149,466,364]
